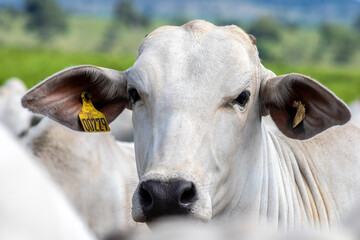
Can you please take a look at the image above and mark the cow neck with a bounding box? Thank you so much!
[258,122,340,230]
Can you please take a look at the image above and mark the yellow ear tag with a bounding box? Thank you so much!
[78,92,110,132]
[292,100,306,128]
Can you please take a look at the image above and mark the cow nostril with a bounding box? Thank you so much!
[179,183,197,206]
[139,184,152,208]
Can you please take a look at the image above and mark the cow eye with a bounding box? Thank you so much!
[232,91,251,107]
[128,88,141,104]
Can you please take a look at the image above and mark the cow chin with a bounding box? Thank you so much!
[131,173,213,223]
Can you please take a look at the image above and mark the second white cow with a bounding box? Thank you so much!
[21,20,360,230]
[24,118,139,238]
[0,78,37,136]
[0,124,95,240]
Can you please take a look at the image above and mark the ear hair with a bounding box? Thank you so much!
[84,66,127,101]
[261,74,301,110]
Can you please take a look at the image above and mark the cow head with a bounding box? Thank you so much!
[22,20,350,223]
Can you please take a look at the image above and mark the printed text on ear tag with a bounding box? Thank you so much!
[78,92,110,132]
[292,100,306,128]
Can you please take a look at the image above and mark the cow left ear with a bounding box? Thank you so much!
[22,65,129,132]
[260,73,351,140]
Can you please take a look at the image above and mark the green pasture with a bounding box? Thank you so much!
[0,47,135,87]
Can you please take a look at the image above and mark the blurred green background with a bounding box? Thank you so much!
[1,0,360,103]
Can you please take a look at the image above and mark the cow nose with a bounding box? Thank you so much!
[139,179,197,221]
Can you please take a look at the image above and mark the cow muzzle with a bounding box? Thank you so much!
[136,179,198,222]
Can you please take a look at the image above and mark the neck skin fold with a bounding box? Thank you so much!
[213,120,340,231]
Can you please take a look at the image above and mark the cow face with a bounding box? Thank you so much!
[127,21,262,222]
[22,20,350,224]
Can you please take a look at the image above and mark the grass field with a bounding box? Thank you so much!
[0,46,135,87]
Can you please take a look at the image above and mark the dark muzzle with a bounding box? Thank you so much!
[139,179,198,222]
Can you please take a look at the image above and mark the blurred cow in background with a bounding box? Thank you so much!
[24,118,140,238]
[0,78,40,137]
[0,123,95,240]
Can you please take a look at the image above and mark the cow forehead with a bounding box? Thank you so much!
[139,20,256,54]
[128,20,259,103]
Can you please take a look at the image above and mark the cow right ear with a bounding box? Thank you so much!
[21,65,129,131]
[259,73,351,140]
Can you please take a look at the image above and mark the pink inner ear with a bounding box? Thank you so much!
[265,74,351,140]
[22,66,128,132]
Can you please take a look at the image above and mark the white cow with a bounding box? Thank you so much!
[0,124,95,240]
[0,78,37,136]
[21,20,360,230]
[24,118,139,238]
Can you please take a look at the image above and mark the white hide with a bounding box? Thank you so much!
[0,78,34,136]
[24,118,140,238]
[0,124,95,240]
[21,20,360,231]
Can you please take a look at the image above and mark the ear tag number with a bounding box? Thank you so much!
[292,100,306,128]
[78,92,110,132]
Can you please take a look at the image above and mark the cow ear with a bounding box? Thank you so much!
[260,73,351,140]
[21,65,128,131]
